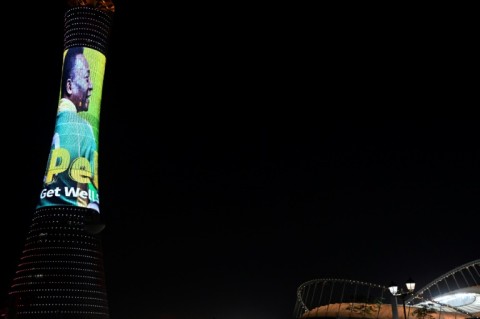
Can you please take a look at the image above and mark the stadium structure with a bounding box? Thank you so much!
[293,259,480,319]
[4,1,115,318]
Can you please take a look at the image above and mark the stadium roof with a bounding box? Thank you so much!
[295,259,480,318]
[407,259,480,317]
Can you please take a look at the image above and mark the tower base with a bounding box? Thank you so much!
[8,207,109,318]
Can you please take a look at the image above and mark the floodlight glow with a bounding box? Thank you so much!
[435,293,476,307]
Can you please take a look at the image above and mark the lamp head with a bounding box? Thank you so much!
[405,278,415,292]
[388,281,399,295]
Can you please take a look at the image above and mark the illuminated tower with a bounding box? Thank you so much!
[8,1,115,318]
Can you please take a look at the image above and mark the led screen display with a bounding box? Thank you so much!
[37,47,106,213]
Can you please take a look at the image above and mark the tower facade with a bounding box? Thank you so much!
[8,1,115,318]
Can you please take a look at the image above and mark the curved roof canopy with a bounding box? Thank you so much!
[295,259,480,319]
[407,259,480,317]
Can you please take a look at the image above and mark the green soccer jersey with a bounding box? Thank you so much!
[37,98,100,212]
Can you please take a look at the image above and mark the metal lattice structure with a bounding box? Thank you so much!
[294,259,480,319]
[294,278,391,318]
[407,259,480,317]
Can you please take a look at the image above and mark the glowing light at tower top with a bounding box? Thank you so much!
[67,0,115,12]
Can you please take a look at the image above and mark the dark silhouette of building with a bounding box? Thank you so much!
[7,2,115,318]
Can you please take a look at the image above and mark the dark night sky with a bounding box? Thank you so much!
[1,2,478,319]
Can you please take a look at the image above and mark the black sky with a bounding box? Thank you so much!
[1,2,478,319]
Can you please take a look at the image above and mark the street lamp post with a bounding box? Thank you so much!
[389,278,416,319]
